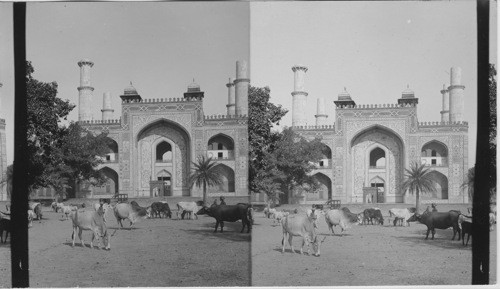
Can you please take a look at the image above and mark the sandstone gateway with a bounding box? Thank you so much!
[31,59,249,200]
[253,65,469,205]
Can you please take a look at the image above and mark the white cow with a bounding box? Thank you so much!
[27,210,36,227]
[176,202,203,220]
[306,209,324,229]
[70,207,110,250]
[281,213,325,256]
[113,202,150,228]
[93,203,111,222]
[60,205,78,220]
[388,208,414,227]
[273,211,289,225]
[324,209,360,235]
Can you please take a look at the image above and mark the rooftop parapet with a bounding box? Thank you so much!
[79,118,122,125]
[293,124,335,130]
[204,114,247,120]
[418,121,468,126]
[121,97,203,104]
[337,103,417,109]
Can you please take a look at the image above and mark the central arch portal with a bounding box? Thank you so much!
[349,125,405,203]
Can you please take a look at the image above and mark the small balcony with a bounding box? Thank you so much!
[207,150,235,160]
[421,157,448,167]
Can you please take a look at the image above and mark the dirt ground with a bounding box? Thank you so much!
[252,203,497,286]
[0,201,250,287]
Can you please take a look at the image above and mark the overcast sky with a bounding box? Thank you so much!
[0,2,250,165]
[251,1,496,166]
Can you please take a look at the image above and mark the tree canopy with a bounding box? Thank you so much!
[248,85,324,203]
[25,61,110,196]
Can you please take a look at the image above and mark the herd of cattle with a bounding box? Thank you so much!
[263,204,497,257]
[0,200,254,249]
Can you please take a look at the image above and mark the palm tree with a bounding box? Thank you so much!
[401,162,437,213]
[189,156,223,205]
[461,166,475,204]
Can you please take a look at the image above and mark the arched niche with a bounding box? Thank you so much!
[423,170,449,200]
[207,164,235,193]
[207,134,235,160]
[136,119,191,191]
[350,125,405,203]
[93,167,119,196]
[312,173,332,200]
[420,140,449,167]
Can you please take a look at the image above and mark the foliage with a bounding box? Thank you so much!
[461,166,475,203]
[248,86,288,200]
[248,85,325,203]
[189,156,224,205]
[25,61,110,195]
[401,162,437,213]
[272,128,324,196]
[26,61,75,191]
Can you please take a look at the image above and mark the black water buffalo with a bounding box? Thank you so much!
[197,203,252,233]
[414,210,461,240]
[150,202,172,219]
[363,208,384,225]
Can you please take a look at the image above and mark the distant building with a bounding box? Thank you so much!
[253,66,469,205]
[33,59,249,200]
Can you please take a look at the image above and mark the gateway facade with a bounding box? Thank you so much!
[68,59,249,199]
[255,65,469,205]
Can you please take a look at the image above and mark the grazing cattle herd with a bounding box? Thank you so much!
[0,199,496,255]
[0,198,254,249]
[260,202,497,256]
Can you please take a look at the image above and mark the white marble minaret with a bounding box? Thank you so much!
[448,67,465,122]
[291,65,308,127]
[440,84,450,122]
[226,77,235,116]
[78,59,94,121]
[234,61,249,116]
[315,97,328,126]
[101,92,114,121]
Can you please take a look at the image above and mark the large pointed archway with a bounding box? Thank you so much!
[312,173,332,201]
[136,119,191,196]
[349,125,405,203]
[93,167,119,196]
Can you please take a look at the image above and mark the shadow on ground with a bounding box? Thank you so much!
[180,221,251,242]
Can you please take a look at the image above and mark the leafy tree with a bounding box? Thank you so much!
[26,61,75,191]
[272,128,324,201]
[25,61,110,197]
[461,166,475,204]
[401,162,437,213]
[248,86,287,201]
[189,156,223,205]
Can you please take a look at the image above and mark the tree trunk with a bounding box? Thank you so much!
[202,181,207,205]
[415,188,420,213]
